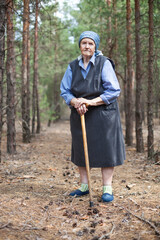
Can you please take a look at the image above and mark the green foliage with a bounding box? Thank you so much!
[12,0,160,122]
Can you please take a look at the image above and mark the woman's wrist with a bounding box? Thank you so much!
[70,98,77,107]
[70,97,105,108]
[89,97,105,106]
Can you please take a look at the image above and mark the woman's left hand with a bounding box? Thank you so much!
[76,103,88,115]
[78,98,91,107]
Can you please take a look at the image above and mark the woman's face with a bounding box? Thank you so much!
[80,38,95,58]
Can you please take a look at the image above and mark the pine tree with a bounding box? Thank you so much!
[22,0,31,142]
[0,0,6,161]
[126,0,134,146]
[32,0,40,134]
[135,0,144,152]
[147,0,154,158]
[6,0,16,153]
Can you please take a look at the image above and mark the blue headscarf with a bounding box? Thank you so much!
[79,31,100,52]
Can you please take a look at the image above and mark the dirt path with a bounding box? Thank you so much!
[0,120,160,240]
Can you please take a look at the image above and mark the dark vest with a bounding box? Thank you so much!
[70,55,115,100]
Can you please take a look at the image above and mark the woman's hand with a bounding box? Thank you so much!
[79,97,105,107]
[78,98,91,107]
[70,97,105,115]
[70,98,88,115]
[76,103,88,115]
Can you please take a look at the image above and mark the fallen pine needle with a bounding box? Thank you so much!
[99,204,109,208]
[79,216,89,220]
[17,175,36,179]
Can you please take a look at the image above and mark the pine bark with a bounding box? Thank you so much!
[126,0,133,146]
[106,0,112,58]
[53,31,60,122]
[154,55,160,119]
[135,0,144,152]
[0,0,6,161]
[22,0,30,142]
[27,4,31,138]
[6,0,16,154]
[32,0,40,134]
[35,0,40,134]
[113,0,118,66]
[147,0,154,158]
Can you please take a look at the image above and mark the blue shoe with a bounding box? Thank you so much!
[102,193,114,202]
[69,189,89,197]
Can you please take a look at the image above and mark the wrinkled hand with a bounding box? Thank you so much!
[70,98,90,115]
[76,103,88,115]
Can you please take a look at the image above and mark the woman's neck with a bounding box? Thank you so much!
[83,55,92,69]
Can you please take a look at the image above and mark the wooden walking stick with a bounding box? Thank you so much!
[80,114,94,207]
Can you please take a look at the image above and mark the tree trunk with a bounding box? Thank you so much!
[6,0,16,154]
[35,0,40,134]
[113,0,118,66]
[32,0,40,134]
[147,0,154,158]
[135,0,144,152]
[107,0,112,58]
[125,0,133,146]
[53,30,60,122]
[36,83,40,133]
[0,0,6,161]
[154,54,159,119]
[22,0,30,142]
[27,4,31,138]
[124,65,127,119]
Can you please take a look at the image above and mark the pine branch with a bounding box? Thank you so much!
[115,204,160,236]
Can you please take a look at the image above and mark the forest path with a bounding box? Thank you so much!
[0,120,160,240]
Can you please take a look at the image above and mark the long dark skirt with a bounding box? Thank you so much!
[70,100,125,168]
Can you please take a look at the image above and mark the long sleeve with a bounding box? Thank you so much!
[100,59,120,105]
[60,65,75,106]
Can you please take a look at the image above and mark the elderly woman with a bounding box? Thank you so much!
[60,31,125,202]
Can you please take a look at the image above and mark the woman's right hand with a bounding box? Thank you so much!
[70,98,88,115]
[70,98,81,108]
[76,103,88,115]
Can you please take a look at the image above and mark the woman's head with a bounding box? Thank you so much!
[79,31,100,52]
[80,38,95,58]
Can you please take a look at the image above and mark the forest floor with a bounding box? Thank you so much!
[0,120,160,240]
